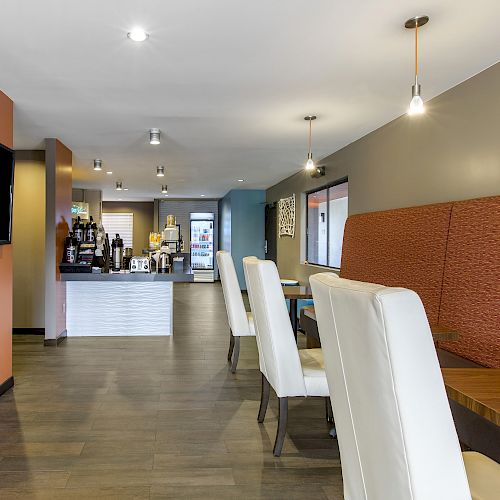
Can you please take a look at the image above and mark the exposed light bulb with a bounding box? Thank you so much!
[150,128,160,145]
[408,94,424,115]
[127,28,149,42]
[305,157,315,171]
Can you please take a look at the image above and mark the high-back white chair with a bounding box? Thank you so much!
[216,251,255,372]
[310,273,499,500]
[243,257,331,456]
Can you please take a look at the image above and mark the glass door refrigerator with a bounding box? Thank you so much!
[190,213,215,282]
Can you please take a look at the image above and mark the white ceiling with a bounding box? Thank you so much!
[1,1,499,201]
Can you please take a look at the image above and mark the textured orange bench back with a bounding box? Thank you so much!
[438,197,500,367]
[340,196,499,367]
[340,203,452,325]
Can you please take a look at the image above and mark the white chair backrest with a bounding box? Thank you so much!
[243,257,306,397]
[216,251,251,336]
[310,273,471,500]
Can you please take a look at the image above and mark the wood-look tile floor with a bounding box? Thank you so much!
[0,282,343,499]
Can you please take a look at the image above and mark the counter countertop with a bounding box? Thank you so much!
[61,269,194,283]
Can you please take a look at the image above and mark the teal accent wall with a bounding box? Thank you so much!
[218,190,265,289]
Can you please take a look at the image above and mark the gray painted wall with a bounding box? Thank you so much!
[267,63,500,285]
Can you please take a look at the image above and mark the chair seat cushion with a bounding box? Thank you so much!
[247,312,256,335]
[298,348,329,397]
[232,312,255,337]
[463,451,500,500]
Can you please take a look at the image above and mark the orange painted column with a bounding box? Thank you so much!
[0,90,13,394]
[44,139,72,343]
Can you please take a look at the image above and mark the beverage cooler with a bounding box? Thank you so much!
[190,213,215,282]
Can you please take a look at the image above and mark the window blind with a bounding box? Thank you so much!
[102,212,134,249]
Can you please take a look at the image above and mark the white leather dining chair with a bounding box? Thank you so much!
[216,251,255,373]
[310,273,500,500]
[243,257,332,456]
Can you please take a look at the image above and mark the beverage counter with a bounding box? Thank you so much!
[61,269,193,337]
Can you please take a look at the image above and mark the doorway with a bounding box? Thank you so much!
[265,203,277,263]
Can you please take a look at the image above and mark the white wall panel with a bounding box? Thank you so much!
[67,281,172,336]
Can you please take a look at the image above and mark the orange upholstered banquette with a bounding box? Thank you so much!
[340,195,499,368]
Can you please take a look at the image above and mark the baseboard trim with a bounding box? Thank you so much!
[44,329,67,346]
[13,327,45,335]
[0,376,14,397]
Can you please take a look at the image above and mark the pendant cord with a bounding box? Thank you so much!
[308,119,312,157]
[415,24,419,79]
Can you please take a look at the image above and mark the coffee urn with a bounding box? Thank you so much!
[111,234,124,271]
[157,251,171,273]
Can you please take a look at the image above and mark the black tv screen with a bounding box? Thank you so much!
[0,144,15,244]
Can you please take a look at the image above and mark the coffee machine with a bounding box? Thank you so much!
[111,234,124,272]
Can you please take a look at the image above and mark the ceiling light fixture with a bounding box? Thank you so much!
[304,116,317,170]
[124,188,129,191]
[161,185,168,194]
[116,181,123,191]
[156,165,165,177]
[93,159,102,171]
[200,194,206,197]
[106,171,113,175]
[237,179,245,182]
[150,128,161,145]
[405,15,429,115]
[127,28,149,42]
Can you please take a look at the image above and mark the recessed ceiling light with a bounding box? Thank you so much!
[200,194,205,197]
[156,165,165,177]
[124,188,129,191]
[161,185,168,194]
[116,181,123,191]
[150,128,160,145]
[164,194,169,197]
[127,28,149,42]
[93,159,102,171]
[106,171,113,175]
[237,179,244,182]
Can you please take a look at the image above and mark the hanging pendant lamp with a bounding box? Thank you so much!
[405,15,429,115]
[304,115,317,170]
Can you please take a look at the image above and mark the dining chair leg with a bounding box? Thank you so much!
[227,330,235,361]
[325,397,334,423]
[273,397,288,457]
[230,336,240,373]
[258,374,270,423]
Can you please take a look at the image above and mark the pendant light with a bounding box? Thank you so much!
[93,159,102,171]
[150,128,161,145]
[156,165,165,177]
[161,185,168,194]
[115,181,123,191]
[304,116,317,170]
[405,15,429,115]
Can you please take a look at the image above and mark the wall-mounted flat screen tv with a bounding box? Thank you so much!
[0,144,15,244]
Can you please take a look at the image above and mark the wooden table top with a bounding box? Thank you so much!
[282,286,313,300]
[442,368,500,426]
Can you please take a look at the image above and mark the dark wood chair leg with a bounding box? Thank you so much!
[325,397,334,423]
[230,336,240,373]
[258,374,270,423]
[273,397,288,457]
[227,330,235,361]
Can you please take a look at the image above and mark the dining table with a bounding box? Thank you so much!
[441,368,500,426]
[282,286,313,340]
